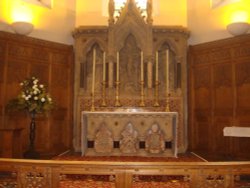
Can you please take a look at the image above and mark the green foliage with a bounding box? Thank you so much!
[7,77,54,114]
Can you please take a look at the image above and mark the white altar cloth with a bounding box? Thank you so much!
[223,127,250,137]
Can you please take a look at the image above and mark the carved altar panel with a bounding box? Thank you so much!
[81,111,178,157]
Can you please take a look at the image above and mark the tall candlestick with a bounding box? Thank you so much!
[166,49,169,93]
[117,52,119,82]
[141,51,144,81]
[156,51,159,81]
[103,52,106,82]
[92,48,96,94]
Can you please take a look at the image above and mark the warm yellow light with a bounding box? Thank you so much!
[12,3,33,22]
[231,10,249,23]
[115,0,147,10]
[114,0,147,17]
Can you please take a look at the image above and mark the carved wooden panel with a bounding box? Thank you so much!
[193,67,211,110]
[236,61,250,110]
[0,31,74,157]
[214,63,233,114]
[189,33,250,159]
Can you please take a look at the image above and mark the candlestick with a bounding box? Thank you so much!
[117,52,119,82]
[156,51,158,82]
[103,52,106,82]
[141,51,144,81]
[92,48,96,95]
[166,49,169,94]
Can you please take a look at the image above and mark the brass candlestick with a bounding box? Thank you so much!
[101,81,107,107]
[139,81,145,107]
[90,93,95,111]
[165,93,170,112]
[153,81,160,107]
[115,81,121,107]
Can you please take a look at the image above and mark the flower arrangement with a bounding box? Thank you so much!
[7,77,54,114]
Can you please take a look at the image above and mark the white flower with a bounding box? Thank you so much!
[41,98,45,102]
[33,90,37,95]
[20,82,23,86]
[25,97,29,101]
[22,94,26,98]
[32,85,37,89]
[39,84,44,88]
[48,97,52,102]
[34,96,38,100]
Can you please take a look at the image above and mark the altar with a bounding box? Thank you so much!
[81,111,178,157]
[73,0,189,154]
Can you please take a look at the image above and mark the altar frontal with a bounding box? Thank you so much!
[81,111,178,157]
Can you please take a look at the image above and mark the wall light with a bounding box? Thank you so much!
[11,21,34,35]
[227,22,250,36]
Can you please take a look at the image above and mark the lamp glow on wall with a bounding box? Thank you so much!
[11,3,34,35]
[227,10,250,36]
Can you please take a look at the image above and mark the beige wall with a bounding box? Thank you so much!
[1,0,250,45]
[0,0,76,44]
[187,0,250,44]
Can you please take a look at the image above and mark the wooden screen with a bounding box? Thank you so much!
[189,34,250,159]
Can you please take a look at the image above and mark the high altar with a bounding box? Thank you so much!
[73,0,189,156]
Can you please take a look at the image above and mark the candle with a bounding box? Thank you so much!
[103,52,106,82]
[92,48,96,94]
[166,49,169,93]
[117,52,119,82]
[156,51,158,82]
[141,51,144,81]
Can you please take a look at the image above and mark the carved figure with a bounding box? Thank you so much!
[94,123,113,153]
[120,122,138,153]
[145,123,165,153]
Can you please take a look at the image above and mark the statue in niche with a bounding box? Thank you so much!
[120,34,140,95]
[120,122,138,154]
[94,123,113,153]
[145,123,165,154]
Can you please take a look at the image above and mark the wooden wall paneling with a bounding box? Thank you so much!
[189,34,250,159]
[213,63,234,155]
[192,66,212,151]
[50,51,73,154]
[0,31,74,158]
[0,40,6,129]
[234,60,250,158]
